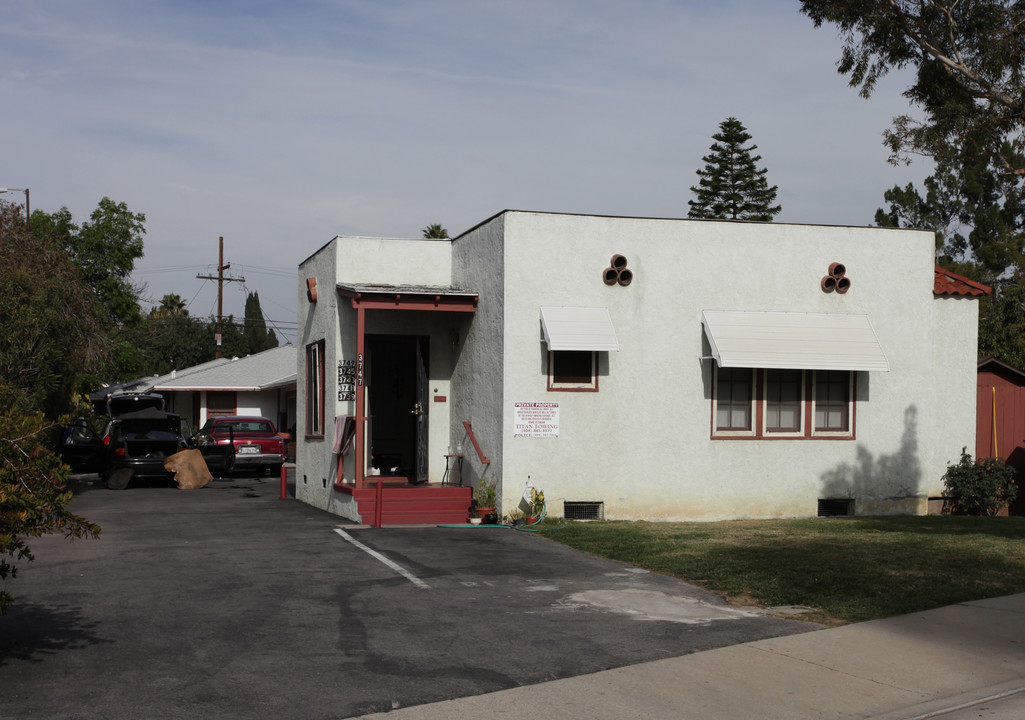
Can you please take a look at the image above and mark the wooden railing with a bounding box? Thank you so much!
[462,421,490,466]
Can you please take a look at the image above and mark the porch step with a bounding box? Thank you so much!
[347,484,473,526]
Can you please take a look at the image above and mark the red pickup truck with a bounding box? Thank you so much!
[194,416,285,475]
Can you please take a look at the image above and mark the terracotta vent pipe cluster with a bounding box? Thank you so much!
[603,254,633,286]
[821,263,850,294]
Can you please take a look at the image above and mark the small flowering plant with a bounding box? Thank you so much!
[528,487,545,518]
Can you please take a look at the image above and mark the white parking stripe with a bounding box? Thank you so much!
[333,528,431,590]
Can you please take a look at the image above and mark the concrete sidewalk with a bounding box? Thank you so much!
[357,594,1025,720]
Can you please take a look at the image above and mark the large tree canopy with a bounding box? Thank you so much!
[800,0,1025,173]
[0,201,106,415]
[688,117,781,221]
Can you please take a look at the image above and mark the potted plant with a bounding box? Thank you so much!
[473,478,498,523]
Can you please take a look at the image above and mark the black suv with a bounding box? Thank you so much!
[60,394,233,489]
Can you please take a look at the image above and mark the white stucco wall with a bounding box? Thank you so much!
[296,213,981,522]
[451,215,506,493]
[296,236,457,520]
[491,212,978,520]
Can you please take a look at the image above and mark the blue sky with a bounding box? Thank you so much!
[1,1,929,346]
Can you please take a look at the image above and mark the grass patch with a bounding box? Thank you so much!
[535,516,1025,623]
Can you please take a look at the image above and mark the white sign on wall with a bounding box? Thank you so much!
[514,402,560,438]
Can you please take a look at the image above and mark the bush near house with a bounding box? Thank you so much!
[942,448,1017,516]
[0,386,101,613]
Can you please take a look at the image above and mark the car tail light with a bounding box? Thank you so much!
[113,447,125,457]
[103,435,111,445]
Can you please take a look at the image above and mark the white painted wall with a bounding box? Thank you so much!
[492,212,977,520]
[297,213,981,521]
[297,236,457,520]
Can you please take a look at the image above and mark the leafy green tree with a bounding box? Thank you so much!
[799,1,1025,174]
[212,315,248,359]
[0,201,106,416]
[64,197,146,325]
[0,386,101,613]
[874,154,1024,276]
[135,315,212,375]
[422,223,449,239]
[688,117,781,221]
[243,292,278,355]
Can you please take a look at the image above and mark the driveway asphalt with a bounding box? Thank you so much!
[0,470,813,720]
[355,593,1025,720]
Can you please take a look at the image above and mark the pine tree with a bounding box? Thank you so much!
[688,117,781,221]
[242,292,279,355]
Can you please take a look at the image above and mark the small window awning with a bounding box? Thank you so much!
[701,310,889,372]
[540,306,620,352]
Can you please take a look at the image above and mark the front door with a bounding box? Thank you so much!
[366,335,429,484]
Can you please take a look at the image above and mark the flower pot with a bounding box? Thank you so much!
[525,516,538,524]
[475,507,495,518]
[469,517,482,525]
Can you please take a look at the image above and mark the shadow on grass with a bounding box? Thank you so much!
[833,515,1025,539]
[0,601,111,667]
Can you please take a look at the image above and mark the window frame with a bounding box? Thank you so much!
[305,340,325,438]
[547,350,599,392]
[711,367,856,440]
[762,369,805,437]
[811,370,856,438]
[206,391,237,418]
[711,366,757,437]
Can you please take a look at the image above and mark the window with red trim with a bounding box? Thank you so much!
[714,367,754,434]
[712,367,855,439]
[306,340,325,437]
[548,351,598,392]
[206,391,236,418]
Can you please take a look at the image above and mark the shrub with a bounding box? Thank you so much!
[0,386,101,612]
[942,447,1018,516]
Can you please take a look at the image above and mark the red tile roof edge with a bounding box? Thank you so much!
[934,266,992,297]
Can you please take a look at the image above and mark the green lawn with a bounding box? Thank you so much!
[535,516,1025,623]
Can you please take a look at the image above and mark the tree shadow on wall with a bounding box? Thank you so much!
[820,405,922,504]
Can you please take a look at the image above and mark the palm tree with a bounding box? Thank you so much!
[153,293,187,318]
[422,223,449,239]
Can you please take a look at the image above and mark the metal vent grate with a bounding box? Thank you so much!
[564,501,604,521]
[818,498,854,517]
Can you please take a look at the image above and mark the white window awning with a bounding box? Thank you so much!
[540,306,620,352]
[701,310,889,372]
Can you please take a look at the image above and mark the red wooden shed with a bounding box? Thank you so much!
[977,356,1025,515]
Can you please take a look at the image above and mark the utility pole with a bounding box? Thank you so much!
[196,236,245,358]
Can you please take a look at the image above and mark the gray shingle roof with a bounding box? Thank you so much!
[151,345,296,391]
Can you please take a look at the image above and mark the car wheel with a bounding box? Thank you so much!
[106,467,133,490]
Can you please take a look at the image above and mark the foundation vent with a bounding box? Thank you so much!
[817,498,854,517]
[564,501,604,521]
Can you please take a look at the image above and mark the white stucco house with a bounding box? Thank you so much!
[296,210,988,525]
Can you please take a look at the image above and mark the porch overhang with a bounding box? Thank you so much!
[337,283,478,312]
[701,310,889,372]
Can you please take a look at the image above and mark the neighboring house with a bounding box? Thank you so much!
[296,210,987,525]
[977,356,1025,516]
[93,346,297,434]
[151,345,297,432]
